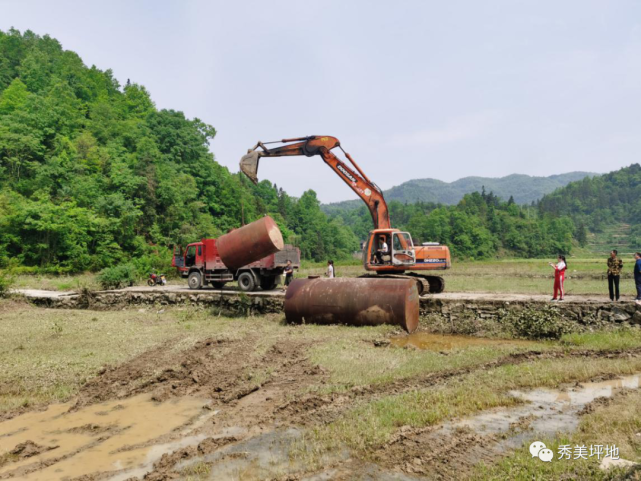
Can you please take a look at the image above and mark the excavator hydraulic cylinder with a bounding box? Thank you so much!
[217,216,284,270]
[284,277,419,333]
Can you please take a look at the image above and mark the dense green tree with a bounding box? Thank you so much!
[0,29,358,270]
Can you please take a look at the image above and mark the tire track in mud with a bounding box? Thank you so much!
[277,346,641,427]
[3,337,640,480]
[0,335,326,480]
[72,334,323,411]
[285,348,641,481]
[99,344,641,480]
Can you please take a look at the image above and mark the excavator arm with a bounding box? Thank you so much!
[239,136,391,230]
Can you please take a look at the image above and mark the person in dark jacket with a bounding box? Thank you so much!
[283,260,294,287]
[607,249,623,301]
[635,252,641,304]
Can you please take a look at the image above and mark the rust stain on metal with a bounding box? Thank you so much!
[216,216,284,271]
[284,277,419,333]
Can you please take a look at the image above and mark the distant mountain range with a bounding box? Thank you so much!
[322,172,597,211]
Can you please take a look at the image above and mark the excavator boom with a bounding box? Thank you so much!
[239,134,451,294]
[240,136,391,230]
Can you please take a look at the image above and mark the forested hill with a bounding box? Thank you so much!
[323,171,595,213]
[0,29,358,271]
[537,164,641,246]
[0,28,611,270]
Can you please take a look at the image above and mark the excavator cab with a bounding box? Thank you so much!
[363,229,416,271]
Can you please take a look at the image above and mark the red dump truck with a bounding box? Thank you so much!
[172,239,300,291]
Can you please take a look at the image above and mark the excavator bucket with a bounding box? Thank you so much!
[239,151,260,184]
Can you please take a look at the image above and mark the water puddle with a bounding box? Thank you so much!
[0,393,211,480]
[442,373,640,449]
[178,427,354,480]
[177,426,424,480]
[390,332,536,351]
[177,427,304,479]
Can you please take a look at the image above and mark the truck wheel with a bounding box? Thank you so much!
[260,276,277,291]
[188,271,202,290]
[211,281,226,289]
[237,272,256,292]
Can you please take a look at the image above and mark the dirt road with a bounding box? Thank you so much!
[14,285,621,304]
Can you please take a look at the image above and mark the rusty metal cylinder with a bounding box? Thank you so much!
[217,216,284,270]
[284,277,419,333]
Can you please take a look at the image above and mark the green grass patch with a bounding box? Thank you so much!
[310,338,549,393]
[0,301,274,412]
[561,329,641,351]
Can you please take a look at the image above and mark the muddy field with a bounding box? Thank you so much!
[1,299,640,480]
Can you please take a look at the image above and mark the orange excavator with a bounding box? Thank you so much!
[239,135,451,294]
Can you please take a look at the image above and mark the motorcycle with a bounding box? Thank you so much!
[147,273,167,286]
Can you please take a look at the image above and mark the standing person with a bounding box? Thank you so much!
[607,249,623,302]
[549,255,567,301]
[635,252,641,305]
[326,260,335,278]
[282,260,294,289]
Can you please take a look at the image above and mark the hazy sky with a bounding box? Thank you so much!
[2,0,640,202]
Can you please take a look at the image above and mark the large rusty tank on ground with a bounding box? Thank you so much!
[284,277,419,333]
[216,216,285,271]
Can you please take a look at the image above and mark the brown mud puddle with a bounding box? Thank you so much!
[380,373,641,478]
[0,393,211,480]
[391,332,536,351]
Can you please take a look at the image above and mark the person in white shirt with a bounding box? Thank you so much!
[374,236,389,264]
[326,260,335,278]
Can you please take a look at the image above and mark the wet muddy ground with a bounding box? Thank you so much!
[1,303,640,480]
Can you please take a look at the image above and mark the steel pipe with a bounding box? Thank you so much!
[284,277,419,333]
[217,216,284,270]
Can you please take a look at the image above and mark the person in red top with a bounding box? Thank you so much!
[549,255,567,301]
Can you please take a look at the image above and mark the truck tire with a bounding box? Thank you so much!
[211,281,226,289]
[237,272,256,292]
[188,271,202,290]
[260,276,278,291]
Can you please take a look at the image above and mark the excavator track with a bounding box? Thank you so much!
[358,273,444,295]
